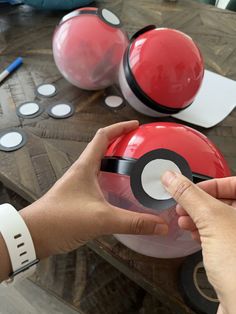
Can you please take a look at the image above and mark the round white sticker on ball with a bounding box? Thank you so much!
[141,159,181,200]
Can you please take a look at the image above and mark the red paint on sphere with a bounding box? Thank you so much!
[128,28,204,109]
[106,122,230,178]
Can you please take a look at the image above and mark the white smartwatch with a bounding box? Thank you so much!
[0,203,39,286]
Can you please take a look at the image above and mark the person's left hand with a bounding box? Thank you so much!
[20,121,168,259]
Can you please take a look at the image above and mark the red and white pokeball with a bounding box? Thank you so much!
[53,7,129,90]
[119,26,236,128]
[99,122,230,258]
[119,26,204,117]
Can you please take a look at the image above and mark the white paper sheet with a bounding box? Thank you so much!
[173,70,236,128]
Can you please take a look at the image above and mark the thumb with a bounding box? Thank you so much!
[106,206,168,236]
[161,171,219,223]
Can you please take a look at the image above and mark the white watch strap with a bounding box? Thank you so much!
[0,203,38,285]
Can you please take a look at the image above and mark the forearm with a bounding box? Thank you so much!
[20,201,54,260]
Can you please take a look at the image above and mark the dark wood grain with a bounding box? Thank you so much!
[0,1,236,313]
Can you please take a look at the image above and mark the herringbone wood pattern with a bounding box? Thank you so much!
[0,1,235,313]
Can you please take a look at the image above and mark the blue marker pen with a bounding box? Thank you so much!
[0,57,23,83]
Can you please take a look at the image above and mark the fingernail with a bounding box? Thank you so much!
[162,171,177,187]
[131,120,139,125]
[154,224,168,235]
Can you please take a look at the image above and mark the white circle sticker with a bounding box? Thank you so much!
[37,84,56,97]
[50,104,72,117]
[141,159,181,200]
[19,102,40,116]
[101,9,120,26]
[105,96,123,108]
[0,132,23,148]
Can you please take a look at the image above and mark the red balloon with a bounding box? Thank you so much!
[106,122,230,178]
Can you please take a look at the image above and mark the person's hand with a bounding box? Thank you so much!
[20,121,168,260]
[162,172,236,314]
[175,177,236,244]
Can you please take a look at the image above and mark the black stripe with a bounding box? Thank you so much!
[101,157,136,176]
[77,9,98,15]
[192,173,213,183]
[130,25,156,41]
[101,157,212,183]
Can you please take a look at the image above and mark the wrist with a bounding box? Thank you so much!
[0,204,39,284]
[20,200,53,260]
[0,233,12,282]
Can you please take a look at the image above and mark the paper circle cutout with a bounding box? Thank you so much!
[130,149,192,211]
[19,102,39,115]
[37,84,57,97]
[0,132,22,148]
[16,102,44,119]
[48,103,74,119]
[0,129,27,152]
[51,104,71,116]
[101,9,120,26]
[105,96,123,108]
[141,159,181,200]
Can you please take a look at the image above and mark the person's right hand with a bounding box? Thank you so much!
[162,172,236,314]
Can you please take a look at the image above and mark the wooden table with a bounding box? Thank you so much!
[0,1,236,314]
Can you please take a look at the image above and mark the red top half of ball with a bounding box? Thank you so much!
[128,28,204,109]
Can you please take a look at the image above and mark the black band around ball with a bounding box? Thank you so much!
[101,156,136,176]
[101,149,212,211]
[60,8,122,28]
[101,155,211,184]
